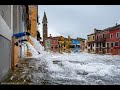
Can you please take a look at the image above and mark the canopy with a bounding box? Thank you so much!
[13,32,30,38]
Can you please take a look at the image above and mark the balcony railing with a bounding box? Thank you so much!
[95,38,106,42]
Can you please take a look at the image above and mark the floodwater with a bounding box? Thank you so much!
[2,52,120,85]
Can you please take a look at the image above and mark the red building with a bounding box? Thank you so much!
[94,24,120,55]
[106,24,120,55]
[95,29,109,54]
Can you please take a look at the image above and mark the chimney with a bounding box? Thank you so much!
[50,34,52,37]
[94,28,96,33]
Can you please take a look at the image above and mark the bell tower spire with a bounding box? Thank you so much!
[42,11,48,45]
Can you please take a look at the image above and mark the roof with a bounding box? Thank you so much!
[42,12,48,24]
[87,33,95,36]
[95,24,120,33]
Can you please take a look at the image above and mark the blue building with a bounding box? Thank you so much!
[70,39,80,53]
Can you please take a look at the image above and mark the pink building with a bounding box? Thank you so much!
[50,37,59,53]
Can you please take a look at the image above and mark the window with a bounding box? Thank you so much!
[110,34,113,39]
[88,37,90,40]
[93,43,94,47]
[96,43,98,47]
[88,44,90,47]
[115,42,119,46]
[116,32,119,38]
[100,43,101,46]
[103,34,105,38]
[111,43,114,47]
[93,36,94,40]
[102,43,105,47]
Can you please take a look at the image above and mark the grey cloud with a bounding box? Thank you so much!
[38,5,120,39]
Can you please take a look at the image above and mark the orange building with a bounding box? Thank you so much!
[29,5,38,38]
[27,5,39,47]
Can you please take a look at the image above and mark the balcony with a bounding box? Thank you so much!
[95,38,106,43]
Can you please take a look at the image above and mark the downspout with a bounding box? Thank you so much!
[11,5,14,70]
[19,5,22,59]
[11,5,13,33]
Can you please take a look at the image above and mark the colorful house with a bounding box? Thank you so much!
[51,37,59,53]
[87,33,96,53]
[95,29,109,54]
[45,35,60,53]
[45,37,51,51]
[88,24,120,55]
[77,37,86,51]
[58,36,66,53]
[27,5,38,46]
[106,24,120,55]
[65,36,71,53]
[70,39,80,53]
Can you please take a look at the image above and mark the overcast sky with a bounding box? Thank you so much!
[38,5,120,39]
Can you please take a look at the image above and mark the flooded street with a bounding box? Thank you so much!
[2,52,120,85]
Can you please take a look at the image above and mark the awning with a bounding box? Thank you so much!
[13,32,30,38]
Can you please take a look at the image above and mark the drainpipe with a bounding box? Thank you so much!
[11,5,14,70]
[11,5,13,33]
[19,5,22,60]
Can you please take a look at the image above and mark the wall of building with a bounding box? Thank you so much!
[0,5,11,29]
[29,5,38,38]
[87,34,95,42]
[0,35,11,80]
[0,5,13,81]
[45,39,51,51]
[107,29,120,42]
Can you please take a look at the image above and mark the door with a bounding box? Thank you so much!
[107,43,109,53]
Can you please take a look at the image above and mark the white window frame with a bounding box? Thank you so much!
[116,32,119,38]
[110,33,113,39]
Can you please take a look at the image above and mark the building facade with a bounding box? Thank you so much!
[51,37,59,53]
[95,29,109,54]
[87,24,120,55]
[29,5,38,38]
[70,39,80,53]
[0,5,13,81]
[87,33,96,53]
[45,37,51,51]
[107,25,120,55]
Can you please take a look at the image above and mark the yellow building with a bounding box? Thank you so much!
[27,5,38,46]
[87,33,95,42]
[87,33,96,53]
[29,5,38,37]
[65,35,71,53]
[58,36,71,53]
[58,36,65,53]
